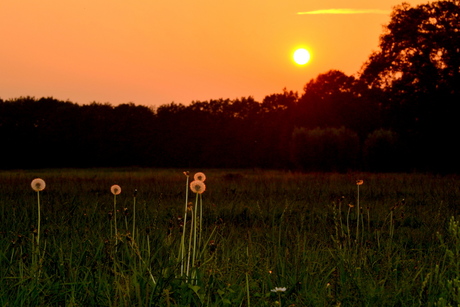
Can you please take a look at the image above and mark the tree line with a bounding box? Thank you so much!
[1,0,459,172]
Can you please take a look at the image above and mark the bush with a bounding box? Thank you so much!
[290,126,359,172]
[363,129,403,172]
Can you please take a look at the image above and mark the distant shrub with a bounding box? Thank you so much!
[363,128,402,172]
[290,126,359,172]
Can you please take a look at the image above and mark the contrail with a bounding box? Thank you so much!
[297,8,390,15]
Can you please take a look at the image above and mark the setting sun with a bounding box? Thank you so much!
[293,48,311,65]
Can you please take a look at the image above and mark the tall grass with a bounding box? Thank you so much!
[1,168,460,305]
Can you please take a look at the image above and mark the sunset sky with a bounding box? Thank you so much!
[1,0,430,107]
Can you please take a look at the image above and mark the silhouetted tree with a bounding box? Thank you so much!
[35,97,82,167]
[360,0,460,172]
[259,89,299,167]
[149,102,192,167]
[361,1,460,97]
[296,70,359,129]
[112,103,157,166]
[186,97,264,168]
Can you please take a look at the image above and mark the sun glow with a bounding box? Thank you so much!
[293,48,311,65]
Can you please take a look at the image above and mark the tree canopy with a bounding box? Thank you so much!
[360,0,460,171]
[361,0,460,94]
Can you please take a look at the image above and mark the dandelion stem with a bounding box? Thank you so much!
[199,193,203,251]
[186,207,194,279]
[180,174,189,276]
[192,192,199,269]
[114,194,118,243]
[356,184,360,243]
[35,189,42,278]
[36,191,41,248]
[110,185,121,243]
[30,178,45,272]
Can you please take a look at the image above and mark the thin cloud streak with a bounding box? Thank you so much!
[297,8,391,15]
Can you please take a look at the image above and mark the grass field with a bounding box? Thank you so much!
[1,168,460,306]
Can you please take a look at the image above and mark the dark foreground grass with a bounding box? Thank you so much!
[1,168,460,306]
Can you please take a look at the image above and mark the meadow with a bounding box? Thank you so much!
[1,168,460,306]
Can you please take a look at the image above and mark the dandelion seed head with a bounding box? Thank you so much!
[190,180,206,194]
[31,178,46,192]
[111,185,121,195]
[194,172,206,182]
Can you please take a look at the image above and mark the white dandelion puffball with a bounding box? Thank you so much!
[190,180,206,194]
[111,185,121,195]
[194,172,206,182]
[31,178,46,192]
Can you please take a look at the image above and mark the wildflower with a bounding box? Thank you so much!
[194,172,206,182]
[111,185,121,195]
[110,185,121,242]
[190,180,206,194]
[31,178,46,192]
[31,178,45,249]
[271,287,287,292]
[183,171,190,177]
[187,202,193,211]
[356,180,364,186]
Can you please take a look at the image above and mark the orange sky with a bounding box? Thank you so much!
[1,0,430,107]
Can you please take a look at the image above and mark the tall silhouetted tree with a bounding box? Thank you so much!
[360,0,460,172]
[361,1,460,96]
[259,89,299,167]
